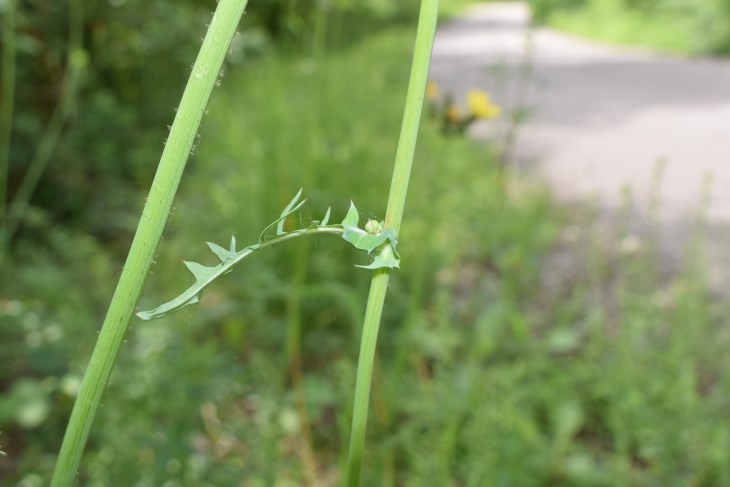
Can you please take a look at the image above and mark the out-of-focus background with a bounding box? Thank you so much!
[2,0,730,485]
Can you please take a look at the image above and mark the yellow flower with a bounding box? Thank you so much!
[426,81,440,102]
[445,104,462,124]
[467,91,502,119]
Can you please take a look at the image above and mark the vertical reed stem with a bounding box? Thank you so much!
[345,1,439,485]
[51,1,249,484]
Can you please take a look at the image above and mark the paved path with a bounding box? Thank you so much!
[430,2,730,283]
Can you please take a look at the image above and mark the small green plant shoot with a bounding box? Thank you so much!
[51,0,437,483]
[137,189,400,321]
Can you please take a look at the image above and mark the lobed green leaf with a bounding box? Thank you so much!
[136,245,257,320]
[137,191,401,321]
[342,203,391,253]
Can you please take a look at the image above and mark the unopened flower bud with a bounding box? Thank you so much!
[365,219,382,236]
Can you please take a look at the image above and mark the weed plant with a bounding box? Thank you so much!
[4,0,730,485]
[50,1,250,484]
[51,0,437,483]
[532,0,730,55]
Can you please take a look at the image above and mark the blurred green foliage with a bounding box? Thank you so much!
[531,0,588,24]
[6,0,206,244]
[531,0,730,54]
[3,0,730,485]
[2,0,427,250]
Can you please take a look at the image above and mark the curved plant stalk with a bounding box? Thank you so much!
[137,190,399,320]
[345,0,439,485]
[4,0,85,248]
[51,1,249,484]
[138,190,337,320]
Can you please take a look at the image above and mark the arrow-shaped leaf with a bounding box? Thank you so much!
[207,241,235,263]
[137,191,402,321]
[137,244,258,320]
[276,188,306,236]
[137,190,347,321]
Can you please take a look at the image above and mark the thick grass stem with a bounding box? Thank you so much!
[51,1,248,484]
[345,0,439,485]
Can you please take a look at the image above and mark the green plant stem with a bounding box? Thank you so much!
[137,225,344,319]
[51,1,248,484]
[381,1,439,234]
[4,0,84,247]
[0,0,17,260]
[372,353,396,487]
[346,269,389,485]
[345,0,439,485]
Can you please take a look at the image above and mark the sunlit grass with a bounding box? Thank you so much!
[546,0,696,55]
[440,0,480,18]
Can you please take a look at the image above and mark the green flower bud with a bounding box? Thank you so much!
[365,219,382,236]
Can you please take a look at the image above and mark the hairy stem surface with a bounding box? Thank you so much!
[51,1,249,484]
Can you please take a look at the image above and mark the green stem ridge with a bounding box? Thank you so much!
[383,0,439,234]
[51,1,248,484]
[345,0,439,485]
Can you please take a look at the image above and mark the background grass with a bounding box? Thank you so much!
[3,1,730,486]
[544,0,696,55]
[532,0,730,55]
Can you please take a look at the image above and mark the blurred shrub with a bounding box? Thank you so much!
[5,1,730,485]
[530,0,590,23]
[531,0,730,54]
[244,0,419,49]
[0,19,554,483]
[691,0,730,53]
[0,2,444,481]
[4,0,422,253]
[7,0,211,247]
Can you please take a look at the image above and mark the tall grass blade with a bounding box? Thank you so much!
[51,1,249,484]
[345,0,439,485]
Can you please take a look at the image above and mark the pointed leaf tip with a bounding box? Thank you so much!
[277,188,306,235]
[184,261,217,281]
[207,241,234,262]
[342,202,359,228]
[138,192,347,321]
[356,252,401,270]
[136,293,201,321]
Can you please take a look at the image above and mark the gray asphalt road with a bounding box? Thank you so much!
[430,2,730,284]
